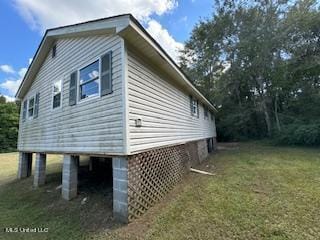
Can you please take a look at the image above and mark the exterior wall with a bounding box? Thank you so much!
[127,50,216,154]
[18,35,124,154]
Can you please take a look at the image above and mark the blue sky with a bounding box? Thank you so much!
[0,0,214,100]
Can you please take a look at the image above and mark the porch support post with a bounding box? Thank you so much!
[112,157,128,223]
[33,153,46,187]
[62,155,79,200]
[17,152,32,179]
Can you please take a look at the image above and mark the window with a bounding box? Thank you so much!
[192,99,198,115]
[69,52,112,106]
[211,112,214,121]
[22,100,27,121]
[28,97,35,117]
[204,106,208,119]
[79,60,99,100]
[52,44,56,58]
[52,80,62,109]
[190,96,198,118]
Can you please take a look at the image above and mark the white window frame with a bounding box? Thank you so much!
[52,79,63,110]
[77,57,101,103]
[28,95,35,119]
[191,98,198,116]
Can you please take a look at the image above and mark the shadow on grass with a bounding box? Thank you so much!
[0,162,123,240]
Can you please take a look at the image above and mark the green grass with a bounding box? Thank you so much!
[0,143,319,239]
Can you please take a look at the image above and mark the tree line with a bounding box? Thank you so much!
[180,0,320,145]
[0,96,20,152]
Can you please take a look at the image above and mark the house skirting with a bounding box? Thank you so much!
[126,137,216,221]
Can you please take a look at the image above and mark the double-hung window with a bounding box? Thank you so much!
[52,79,62,109]
[28,97,35,118]
[69,52,112,105]
[79,60,99,100]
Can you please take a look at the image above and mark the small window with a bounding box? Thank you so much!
[52,80,62,109]
[191,99,197,115]
[79,60,99,100]
[52,44,56,58]
[22,100,27,121]
[204,106,208,119]
[211,112,214,121]
[28,97,35,117]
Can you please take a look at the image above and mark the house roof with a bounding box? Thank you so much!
[16,14,217,112]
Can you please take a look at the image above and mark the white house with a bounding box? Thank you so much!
[15,14,217,223]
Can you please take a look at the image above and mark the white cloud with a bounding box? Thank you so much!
[180,16,188,22]
[0,66,27,96]
[146,19,184,63]
[0,65,15,74]
[0,78,22,96]
[2,95,16,102]
[13,0,183,63]
[18,67,28,78]
[13,0,178,31]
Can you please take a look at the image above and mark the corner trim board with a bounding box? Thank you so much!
[121,38,130,155]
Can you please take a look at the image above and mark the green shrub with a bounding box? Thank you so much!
[274,122,320,146]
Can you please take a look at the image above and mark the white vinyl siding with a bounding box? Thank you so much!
[127,50,216,153]
[18,35,124,154]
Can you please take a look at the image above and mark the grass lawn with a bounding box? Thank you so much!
[0,142,319,239]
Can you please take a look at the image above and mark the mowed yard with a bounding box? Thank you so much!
[0,142,319,240]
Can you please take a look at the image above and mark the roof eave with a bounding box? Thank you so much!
[16,14,131,99]
[119,17,217,113]
[15,31,50,99]
[15,14,217,113]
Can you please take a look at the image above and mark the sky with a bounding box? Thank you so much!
[0,0,214,101]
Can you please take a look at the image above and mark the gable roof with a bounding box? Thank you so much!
[16,14,217,112]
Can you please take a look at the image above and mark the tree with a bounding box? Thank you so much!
[180,0,320,144]
[0,96,20,152]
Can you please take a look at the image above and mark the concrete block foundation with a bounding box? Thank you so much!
[33,153,46,187]
[112,157,128,223]
[17,152,32,179]
[197,139,209,163]
[62,155,79,200]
